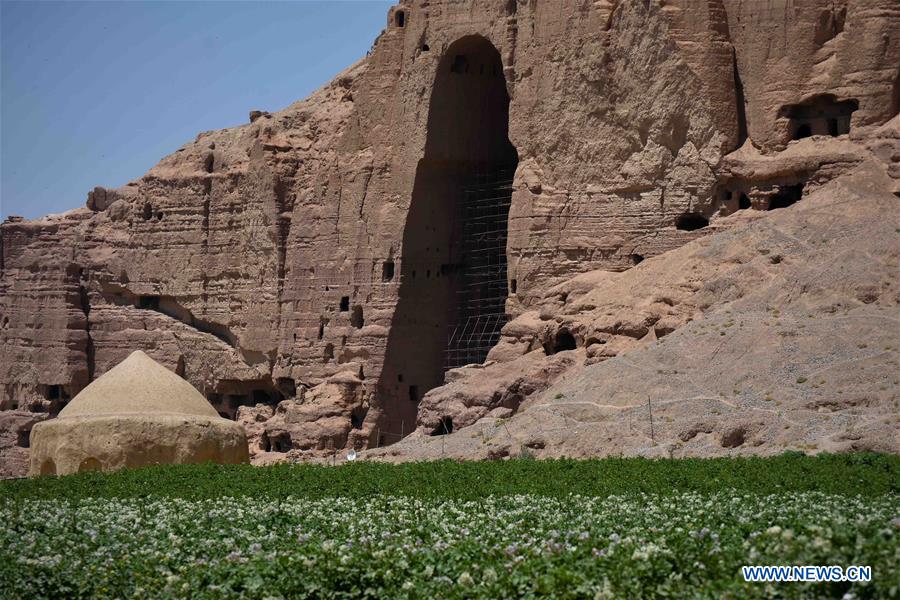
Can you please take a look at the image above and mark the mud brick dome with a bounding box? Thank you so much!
[28,351,249,476]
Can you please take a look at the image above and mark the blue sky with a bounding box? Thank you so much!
[0,1,392,220]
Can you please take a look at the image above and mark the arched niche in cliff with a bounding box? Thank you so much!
[377,35,518,439]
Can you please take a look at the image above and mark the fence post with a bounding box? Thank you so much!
[647,395,655,446]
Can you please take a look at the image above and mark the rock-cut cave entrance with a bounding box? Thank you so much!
[378,35,518,438]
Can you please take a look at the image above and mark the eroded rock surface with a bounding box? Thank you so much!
[369,160,900,461]
[2,0,898,475]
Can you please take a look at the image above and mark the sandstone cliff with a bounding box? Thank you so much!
[2,0,898,476]
[371,158,900,461]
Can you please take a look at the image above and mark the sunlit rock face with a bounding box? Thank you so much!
[2,0,898,473]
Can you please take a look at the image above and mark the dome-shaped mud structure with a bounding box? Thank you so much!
[28,351,249,476]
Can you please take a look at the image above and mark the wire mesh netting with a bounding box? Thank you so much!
[444,165,516,371]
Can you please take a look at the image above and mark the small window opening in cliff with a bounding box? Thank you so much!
[17,429,30,448]
[781,95,858,140]
[546,329,577,355]
[675,213,709,231]
[40,460,56,476]
[395,10,405,27]
[44,384,61,400]
[351,305,364,328]
[317,320,325,340]
[350,406,366,429]
[422,44,430,52]
[408,385,419,403]
[260,432,271,452]
[382,260,395,281]
[739,193,751,210]
[339,296,350,311]
[769,184,804,210]
[630,254,644,265]
[510,279,517,294]
[324,343,335,363]
[431,417,453,436]
[138,295,160,310]
[142,203,153,221]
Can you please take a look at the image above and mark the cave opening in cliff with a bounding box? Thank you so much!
[268,431,292,453]
[351,305,364,328]
[378,35,518,441]
[138,295,160,310]
[781,94,858,141]
[769,184,804,210]
[675,213,709,231]
[544,329,577,355]
[207,381,284,419]
[431,417,453,436]
[382,260,395,281]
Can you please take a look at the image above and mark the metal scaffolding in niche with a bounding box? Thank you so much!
[444,165,516,371]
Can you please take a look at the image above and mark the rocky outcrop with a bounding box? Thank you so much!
[369,159,900,461]
[2,0,898,475]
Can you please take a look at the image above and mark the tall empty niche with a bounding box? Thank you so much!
[378,35,518,437]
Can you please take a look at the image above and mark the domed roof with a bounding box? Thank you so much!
[59,351,220,419]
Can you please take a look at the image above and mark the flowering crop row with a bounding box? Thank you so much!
[4,453,898,501]
[1,492,896,599]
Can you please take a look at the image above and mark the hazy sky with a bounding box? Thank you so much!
[0,1,392,220]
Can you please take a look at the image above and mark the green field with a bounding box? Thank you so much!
[1,454,898,598]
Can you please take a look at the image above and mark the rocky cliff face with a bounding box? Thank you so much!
[371,158,900,461]
[2,0,898,475]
